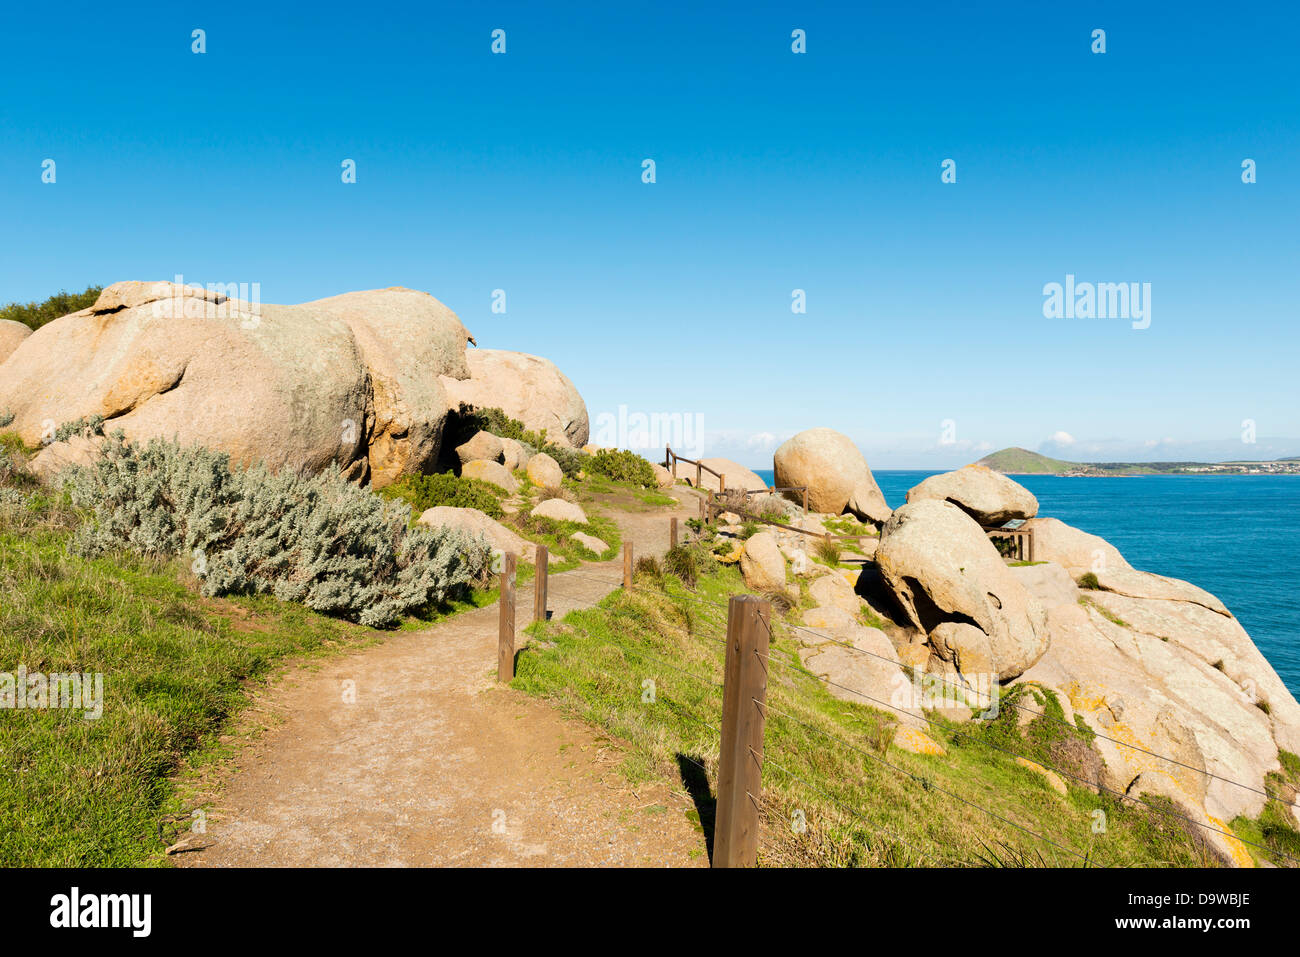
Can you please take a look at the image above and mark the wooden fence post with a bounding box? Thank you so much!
[669,516,678,550]
[623,542,634,590]
[497,552,516,682]
[720,473,726,494]
[534,545,548,623]
[696,462,702,488]
[714,594,771,868]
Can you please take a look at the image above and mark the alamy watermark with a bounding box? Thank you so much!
[1042,274,1150,330]
[149,274,263,329]
[591,404,704,458]
[1,666,103,719]
[890,669,1000,719]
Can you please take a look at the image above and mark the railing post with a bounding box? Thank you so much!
[670,516,678,550]
[498,552,516,682]
[534,545,548,623]
[696,462,702,488]
[720,473,726,494]
[623,542,633,590]
[714,595,771,868]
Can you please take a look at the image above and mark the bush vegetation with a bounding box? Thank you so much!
[1,285,102,331]
[454,404,588,478]
[587,448,656,487]
[380,471,505,519]
[68,435,492,627]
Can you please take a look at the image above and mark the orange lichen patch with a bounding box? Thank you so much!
[1206,815,1255,868]
[1063,679,1108,714]
[894,726,946,756]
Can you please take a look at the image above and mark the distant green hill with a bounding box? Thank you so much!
[976,447,1074,474]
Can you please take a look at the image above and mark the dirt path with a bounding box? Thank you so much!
[181,491,708,868]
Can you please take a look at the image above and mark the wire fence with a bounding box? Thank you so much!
[495,529,1295,869]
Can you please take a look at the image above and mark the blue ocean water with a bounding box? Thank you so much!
[754,469,1300,696]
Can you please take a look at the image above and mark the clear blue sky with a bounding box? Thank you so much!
[2,1,1297,467]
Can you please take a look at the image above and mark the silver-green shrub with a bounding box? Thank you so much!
[69,435,492,627]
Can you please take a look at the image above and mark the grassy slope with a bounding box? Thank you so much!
[513,562,1231,867]
[0,496,489,866]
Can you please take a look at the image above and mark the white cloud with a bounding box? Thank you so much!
[1048,430,1075,445]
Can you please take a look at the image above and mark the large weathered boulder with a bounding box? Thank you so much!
[531,498,587,524]
[906,464,1038,526]
[740,531,787,593]
[698,458,766,493]
[571,532,609,556]
[1017,602,1277,862]
[651,463,674,488]
[462,459,518,494]
[772,428,890,523]
[440,349,589,448]
[525,452,563,490]
[500,437,530,471]
[455,430,504,466]
[0,282,473,488]
[875,499,1048,681]
[0,319,31,364]
[1025,517,1228,614]
[416,506,532,562]
[311,287,469,487]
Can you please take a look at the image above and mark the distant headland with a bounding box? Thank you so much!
[978,447,1300,477]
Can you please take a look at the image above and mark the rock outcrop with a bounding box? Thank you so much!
[462,459,518,493]
[0,319,31,364]
[525,452,563,490]
[695,457,766,493]
[531,499,587,524]
[416,506,532,561]
[440,348,589,448]
[0,282,589,493]
[906,464,1039,526]
[773,428,890,523]
[739,531,787,593]
[456,431,504,466]
[0,282,476,488]
[1025,517,1228,614]
[875,499,1048,681]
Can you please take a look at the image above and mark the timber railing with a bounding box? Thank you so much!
[664,445,727,493]
[491,525,1298,869]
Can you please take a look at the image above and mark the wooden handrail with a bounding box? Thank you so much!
[664,445,726,492]
[707,493,876,543]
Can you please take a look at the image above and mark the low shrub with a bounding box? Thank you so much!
[53,415,105,443]
[0,285,102,332]
[68,436,492,628]
[587,449,656,487]
[814,537,841,566]
[1077,572,1102,590]
[380,471,504,519]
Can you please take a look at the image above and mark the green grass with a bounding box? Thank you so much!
[505,510,622,571]
[0,497,486,866]
[1079,595,1129,628]
[512,562,1227,867]
[575,472,676,510]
